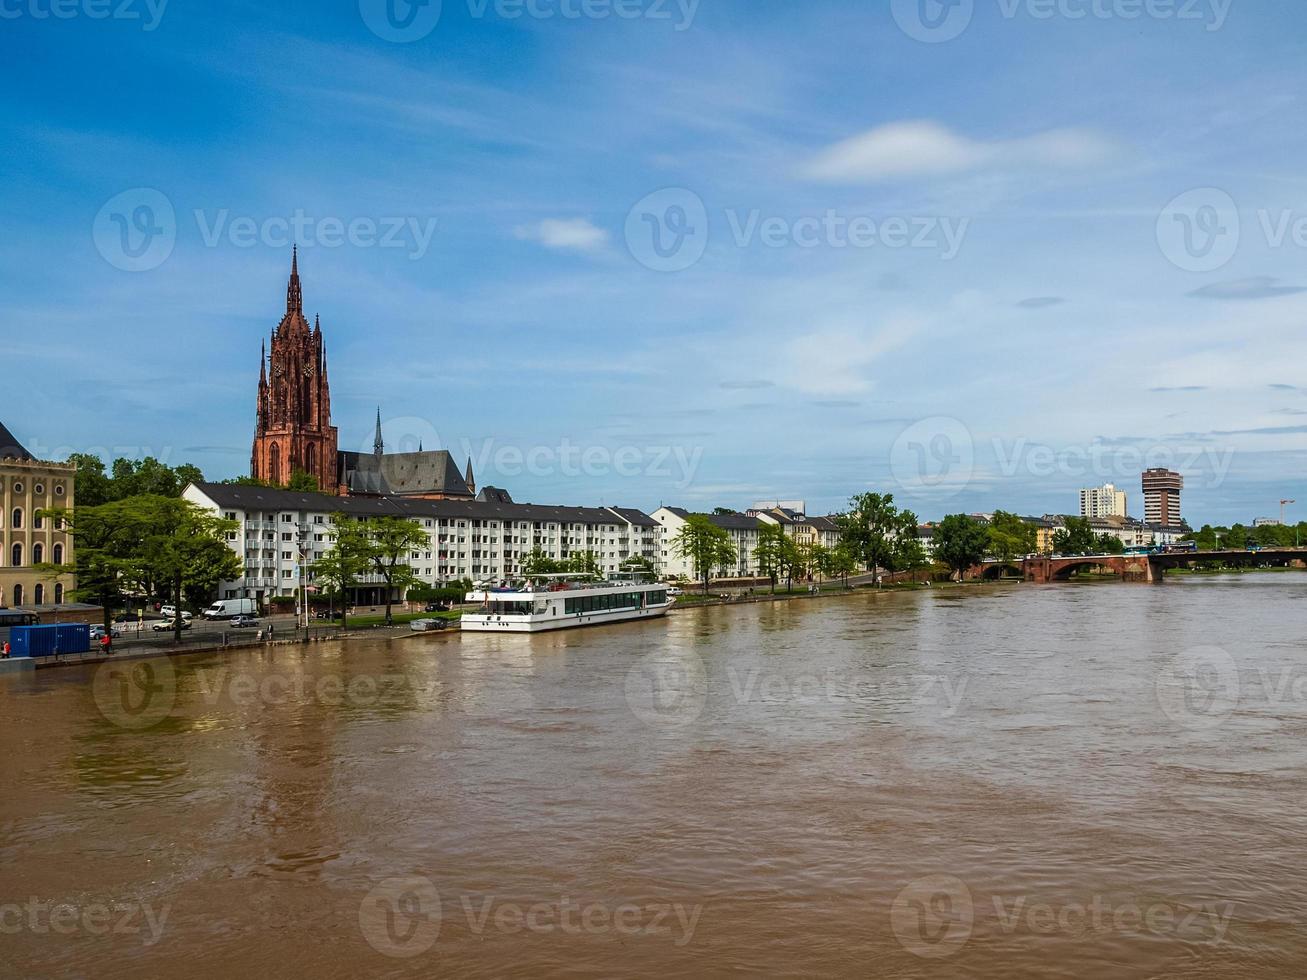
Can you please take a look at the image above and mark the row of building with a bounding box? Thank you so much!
[1078,469,1184,526]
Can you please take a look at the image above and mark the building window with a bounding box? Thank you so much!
[32,543,43,564]
[12,584,22,606]
[12,482,22,494]
[54,485,65,497]
[33,584,43,605]
[11,543,21,567]
[54,583,63,604]
[11,508,21,529]
[33,513,43,530]
[53,543,63,564]
[34,483,44,495]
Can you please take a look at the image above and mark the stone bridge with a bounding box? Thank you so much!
[971,549,1307,584]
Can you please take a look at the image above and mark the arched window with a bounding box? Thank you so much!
[306,443,318,479]
[32,543,43,564]
[33,584,43,605]
[11,508,21,529]
[12,584,22,606]
[10,543,21,567]
[54,583,63,604]
[269,443,282,485]
[53,543,63,564]
[33,513,43,529]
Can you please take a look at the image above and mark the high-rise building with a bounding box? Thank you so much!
[251,246,338,491]
[249,249,476,499]
[1142,468,1183,526]
[1079,483,1127,519]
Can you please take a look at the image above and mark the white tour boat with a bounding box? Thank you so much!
[462,574,674,633]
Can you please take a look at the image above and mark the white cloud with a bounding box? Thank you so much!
[802,120,1122,183]
[514,218,609,253]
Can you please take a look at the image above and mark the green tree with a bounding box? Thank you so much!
[894,511,932,583]
[779,535,803,592]
[753,523,788,593]
[565,550,602,576]
[365,516,429,625]
[672,516,737,594]
[37,499,147,631]
[522,548,562,576]
[988,511,1037,563]
[132,497,241,643]
[838,492,902,587]
[1053,517,1099,556]
[66,453,113,507]
[829,542,859,588]
[933,514,990,579]
[313,517,372,630]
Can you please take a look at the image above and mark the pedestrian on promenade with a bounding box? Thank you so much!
[99,633,112,656]
[1,640,9,659]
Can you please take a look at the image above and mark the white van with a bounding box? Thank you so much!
[203,598,258,620]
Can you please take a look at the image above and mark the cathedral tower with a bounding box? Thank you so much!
[251,247,338,491]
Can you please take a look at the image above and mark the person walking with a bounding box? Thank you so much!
[99,632,112,656]
[1,640,10,659]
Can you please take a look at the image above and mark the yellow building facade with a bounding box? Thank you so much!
[0,424,75,609]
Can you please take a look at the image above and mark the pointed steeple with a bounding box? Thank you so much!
[373,408,384,456]
[313,313,321,338]
[465,457,476,495]
[258,339,267,386]
[286,244,303,314]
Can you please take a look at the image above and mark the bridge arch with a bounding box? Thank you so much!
[981,562,1025,580]
[1051,559,1118,581]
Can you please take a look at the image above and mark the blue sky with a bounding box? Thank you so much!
[3,0,1306,523]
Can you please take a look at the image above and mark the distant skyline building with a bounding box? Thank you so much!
[1142,468,1184,526]
[1080,483,1128,519]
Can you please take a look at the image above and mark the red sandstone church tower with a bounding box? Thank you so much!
[250,248,338,491]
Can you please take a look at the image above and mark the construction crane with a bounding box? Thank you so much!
[1282,499,1296,526]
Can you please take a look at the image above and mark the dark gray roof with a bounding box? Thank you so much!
[609,506,659,528]
[0,422,32,460]
[191,482,653,527]
[476,486,514,504]
[806,515,841,531]
[337,450,471,497]
[708,513,761,531]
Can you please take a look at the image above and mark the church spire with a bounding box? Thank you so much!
[259,339,267,386]
[373,408,384,456]
[286,244,302,314]
[465,457,476,495]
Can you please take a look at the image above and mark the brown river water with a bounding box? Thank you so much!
[2,575,1307,979]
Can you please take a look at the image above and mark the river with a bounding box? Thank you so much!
[2,575,1306,978]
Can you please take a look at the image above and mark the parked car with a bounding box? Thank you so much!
[667,586,683,597]
[203,598,258,620]
[230,615,261,629]
[409,618,448,632]
[160,606,192,620]
[152,618,192,632]
[89,625,123,640]
[113,612,144,624]
[423,602,450,612]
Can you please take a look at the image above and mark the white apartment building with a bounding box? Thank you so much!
[653,507,763,580]
[1079,483,1128,519]
[184,483,659,605]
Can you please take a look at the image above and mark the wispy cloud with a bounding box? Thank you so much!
[514,218,609,253]
[1017,296,1066,309]
[802,120,1122,183]
[1188,277,1307,301]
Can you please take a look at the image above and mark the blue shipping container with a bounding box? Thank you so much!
[55,623,90,654]
[10,625,60,658]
